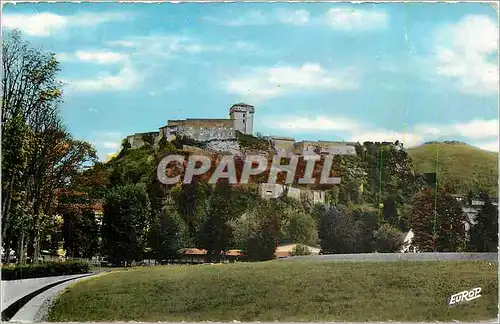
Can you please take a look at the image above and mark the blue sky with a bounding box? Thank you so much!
[3,2,499,160]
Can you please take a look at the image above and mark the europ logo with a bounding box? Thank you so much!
[448,287,482,306]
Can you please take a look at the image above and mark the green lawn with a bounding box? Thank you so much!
[48,260,498,322]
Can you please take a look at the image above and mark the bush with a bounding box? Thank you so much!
[1,260,90,280]
[290,244,312,256]
[372,224,406,253]
[236,131,270,150]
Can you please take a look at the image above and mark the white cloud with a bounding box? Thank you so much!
[75,51,127,64]
[324,8,388,31]
[454,119,499,138]
[57,51,127,64]
[474,140,499,152]
[3,12,132,37]
[276,9,310,25]
[103,142,120,149]
[433,15,498,95]
[226,63,360,99]
[415,119,499,139]
[107,35,222,61]
[349,130,425,148]
[203,9,310,27]
[273,116,360,132]
[87,131,124,161]
[268,116,498,149]
[61,62,140,92]
[203,10,267,26]
[104,131,123,138]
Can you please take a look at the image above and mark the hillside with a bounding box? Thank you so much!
[407,142,498,196]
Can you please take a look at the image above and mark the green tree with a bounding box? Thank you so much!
[318,206,358,254]
[234,198,282,261]
[101,184,151,266]
[169,175,214,244]
[382,195,399,227]
[469,192,498,252]
[282,211,318,246]
[2,30,96,263]
[409,187,466,252]
[60,203,99,259]
[372,224,406,252]
[148,205,187,263]
[196,183,241,261]
[350,205,378,253]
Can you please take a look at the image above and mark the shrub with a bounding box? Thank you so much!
[290,244,312,256]
[236,131,270,151]
[1,260,90,280]
[372,224,406,253]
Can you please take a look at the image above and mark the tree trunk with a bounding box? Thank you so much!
[18,232,25,264]
[5,238,12,264]
[1,176,15,241]
[34,235,41,261]
[27,235,35,262]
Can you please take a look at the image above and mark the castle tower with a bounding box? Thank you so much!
[229,103,255,135]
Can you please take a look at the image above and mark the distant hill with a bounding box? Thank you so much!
[407,142,498,197]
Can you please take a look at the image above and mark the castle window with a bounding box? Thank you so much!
[243,113,246,118]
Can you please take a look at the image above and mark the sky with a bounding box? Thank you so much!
[2,2,499,160]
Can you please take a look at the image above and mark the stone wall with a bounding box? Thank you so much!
[126,132,159,149]
[164,119,236,142]
[293,140,357,156]
[270,136,296,155]
[259,184,325,205]
[205,139,241,155]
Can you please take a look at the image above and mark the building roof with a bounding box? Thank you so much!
[167,118,234,128]
[230,103,255,114]
[179,248,207,255]
[233,103,254,107]
[270,136,296,142]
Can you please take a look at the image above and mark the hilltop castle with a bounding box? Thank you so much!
[124,102,367,205]
[126,102,361,157]
[126,103,255,147]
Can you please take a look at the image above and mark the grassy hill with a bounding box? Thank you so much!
[407,142,498,196]
[48,261,497,322]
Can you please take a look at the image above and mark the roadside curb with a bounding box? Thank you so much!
[3,271,109,323]
[10,271,112,323]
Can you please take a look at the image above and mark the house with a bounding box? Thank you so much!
[401,205,482,252]
[400,229,417,253]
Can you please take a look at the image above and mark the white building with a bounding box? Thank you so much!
[400,229,417,253]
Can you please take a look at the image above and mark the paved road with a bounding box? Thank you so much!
[1,274,92,312]
[279,252,498,262]
[9,272,105,323]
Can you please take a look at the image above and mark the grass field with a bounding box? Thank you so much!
[407,142,498,196]
[47,260,498,322]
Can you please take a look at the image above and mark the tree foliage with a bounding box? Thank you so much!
[101,184,151,266]
[148,205,188,262]
[372,224,406,253]
[2,30,96,263]
[469,192,498,252]
[318,206,358,254]
[409,187,466,252]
